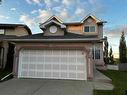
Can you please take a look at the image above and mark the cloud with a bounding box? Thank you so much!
[33,0,40,4]
[0,15,9,19]
[59,8,70,20]
[37,9,52,23]
[62,0,74,6]
[104,25,127,38]
[10,8,16,11]
[31,10,38,14]
[26,0,41,4]
[25,0,105,25]
[19,15,35,27]
[26,0,31,4]
[75,7,86,16]
[88,0,98,5]
[44,0,60,10]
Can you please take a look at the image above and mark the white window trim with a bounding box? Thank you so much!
[84,25,96,32]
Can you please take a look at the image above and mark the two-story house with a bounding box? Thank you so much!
[10,15,106,80]
[0,24,31,69]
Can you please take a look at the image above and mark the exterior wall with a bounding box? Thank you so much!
[83,18,98,36]
[5,27,29,36]
[13,42,94,80]
[44,24,64,36]
[67,17,103,38]
[0,26,30,69]
[67,25,83,34]
[98,24,103,39]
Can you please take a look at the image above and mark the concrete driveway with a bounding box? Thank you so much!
[0,79,93,95]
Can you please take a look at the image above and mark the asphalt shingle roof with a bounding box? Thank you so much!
[15,32,98,39]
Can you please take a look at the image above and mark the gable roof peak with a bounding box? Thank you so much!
[39,19,66,30]
[81,14,102,23]
[46,15,63,23]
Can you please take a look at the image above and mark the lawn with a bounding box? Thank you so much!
[94,70,127,95]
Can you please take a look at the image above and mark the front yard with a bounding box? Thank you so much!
[94,70,127,95]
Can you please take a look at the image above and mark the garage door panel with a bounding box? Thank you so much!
[36,64,43,69]
[61,64,68,70]
[18,49,87,80]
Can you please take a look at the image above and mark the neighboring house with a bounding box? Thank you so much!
[10,15,106,80]
[0,24,31,69]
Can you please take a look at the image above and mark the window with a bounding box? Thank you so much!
[92,45,100,59]
[84,26,89,32]
[92,48,95,59]
[90,26,95,32]
[84,26,96,32]
[0,29,4,34]
[95,49,100,59]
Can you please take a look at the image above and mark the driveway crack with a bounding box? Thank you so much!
[30,81,48,95]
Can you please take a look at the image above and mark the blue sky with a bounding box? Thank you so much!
[0,0,127,58]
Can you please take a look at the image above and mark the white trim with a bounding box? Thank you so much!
[18,49,87,80]
[47,15,63,23]
[81,14,102,23]
[6,38,101,42]
[39,20,66,29]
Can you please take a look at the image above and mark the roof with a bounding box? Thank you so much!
[0,23,32,35]
[5,32,103,42]
[64,14,106,25]
[0,35,17,40]
[64,22,83,25]
[80,14,105,23]
[40,15,63,25]
[39,20,66,29]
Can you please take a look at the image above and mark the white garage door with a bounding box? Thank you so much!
[18,49,87,80]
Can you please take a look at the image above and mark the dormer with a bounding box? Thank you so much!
[82,15,100,35]
[39,16,66,36]
[65,14,106,38]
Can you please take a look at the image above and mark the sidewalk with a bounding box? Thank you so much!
[93,70,114,90]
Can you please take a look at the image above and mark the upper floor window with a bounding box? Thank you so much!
[84,26,96,32]
[0,29,5,34]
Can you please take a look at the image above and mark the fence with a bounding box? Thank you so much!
[107,65,119,70]
[107,64,127,71]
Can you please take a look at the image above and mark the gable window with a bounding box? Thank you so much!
[84,26,89,32]
[84,26,96,32]
[0,29,5,34]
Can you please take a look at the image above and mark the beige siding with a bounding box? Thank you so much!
[5,27,29,36]
[83,18,98,36]
[67,18,103,38]
[67,25,83,34]
[98,24,103,38]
